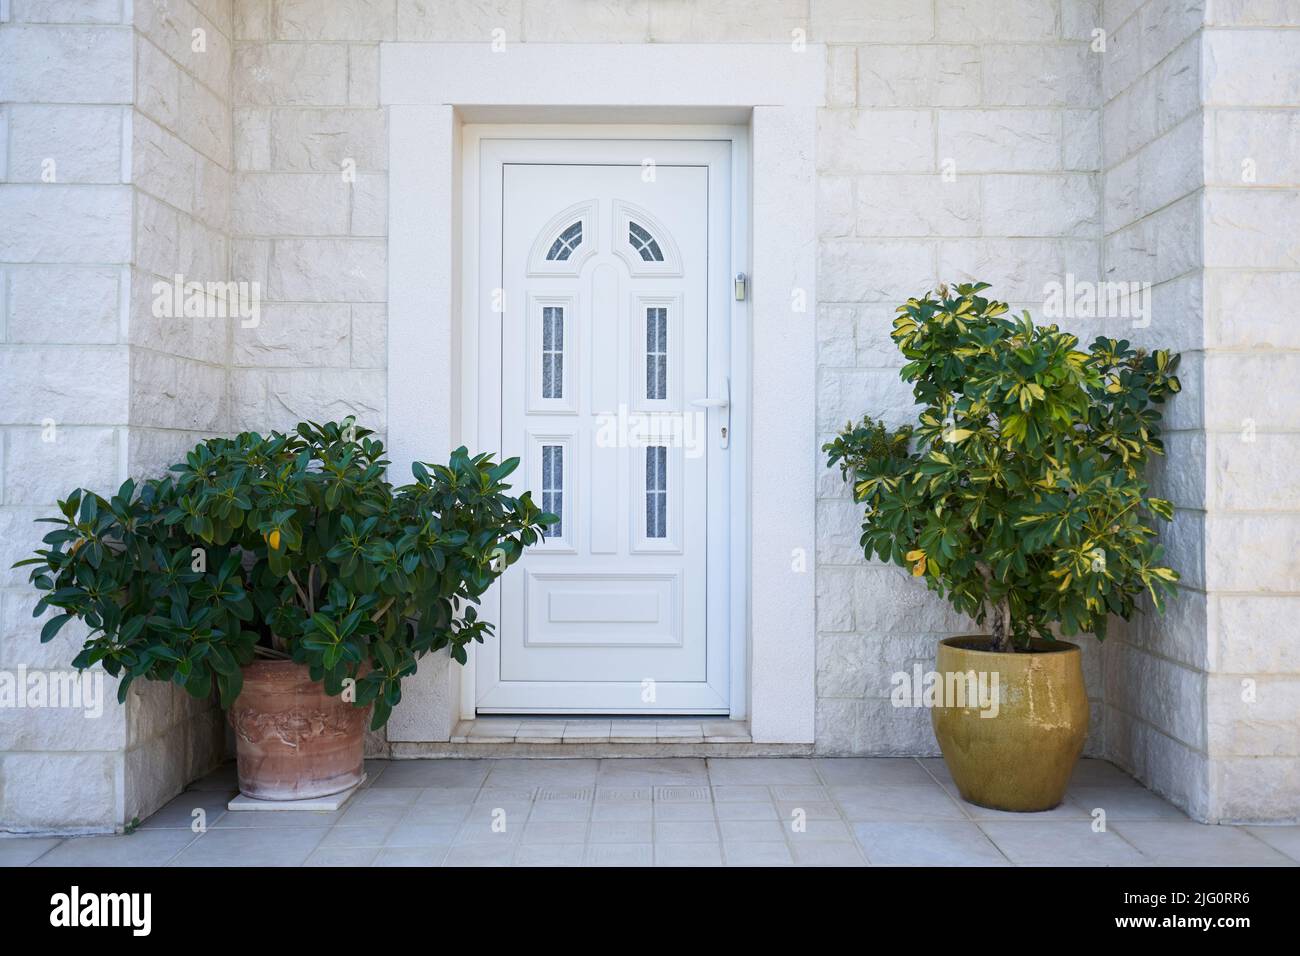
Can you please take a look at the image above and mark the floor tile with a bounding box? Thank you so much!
[716,801,779,821]
[592,801,652,821]
[814,757,932,787]
[0,837,62,866]
[724,842,794,866]
[1114,822,1296,866]
[385,822,458,847]
[655,843,722,866]
[403,802,472,824]
[33,829,198,867]
[453,822,520,845]
[484,758,598,788]
[711,785,772,803]
[720,820,786,843]
[586,843,652,866]
[854,822,1009,866]
[1245,825,1300,862]
[1069,759,1135,787]
[514,844,584,866]
[653,802,716,821]
[832,783,967,822]
[304,846,379,867]
[598,758,708,786]
[352,788,419,808]
[522,821,588,844]
[787,819,854,842]
[214,809,343,828]
[590,821,652,844]
[654,820,719,843]
[188,763,239,791]
[373,760,489,789]
[140,790,235,830]
[980,821,1145,866]
[170,827,326,867]
[320,825,392,847]
[791,841,865,866]
[1067,785,1189,821]
[776,800,840,821]
[336,804,408,828]
[707,758,820,785]
[957,796,1091,822]
[442,843,516,866]
[372,846,446,866]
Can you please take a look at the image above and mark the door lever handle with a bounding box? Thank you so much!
[690,378,731,449]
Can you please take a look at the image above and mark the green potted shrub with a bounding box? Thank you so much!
[14,419,554,800]
[825,283,1182,811]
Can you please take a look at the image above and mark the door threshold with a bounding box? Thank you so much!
[385,716,815,759]
[452,715,750,745]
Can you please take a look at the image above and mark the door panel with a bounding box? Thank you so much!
[476,151,728,713]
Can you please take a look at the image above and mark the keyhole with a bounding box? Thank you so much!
[721,426,728,439]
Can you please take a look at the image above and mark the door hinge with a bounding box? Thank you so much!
[734,273,747,302]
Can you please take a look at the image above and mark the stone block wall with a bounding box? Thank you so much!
[1199,6,1300,822]
[1099,0,1212,818]
[0,0,229,833]
[813,0,1108,755]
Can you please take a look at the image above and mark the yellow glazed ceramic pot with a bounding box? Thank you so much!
[931,635,1088,812]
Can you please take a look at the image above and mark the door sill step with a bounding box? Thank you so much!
[451,716,751,745]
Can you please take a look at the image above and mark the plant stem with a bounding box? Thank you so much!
[370,597,395,623]
[989,601,1015,653]
[286,570,310,611]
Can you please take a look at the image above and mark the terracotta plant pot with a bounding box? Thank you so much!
[931,635,1088,812]
[228,659,369,800]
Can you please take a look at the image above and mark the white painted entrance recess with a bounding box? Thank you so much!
[475,140,732,713]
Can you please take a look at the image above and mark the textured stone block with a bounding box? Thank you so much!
[825,45,856,108]
[1210,755,1300,823]
[349,44,381,106]
[233,303,352,367]
[397,0,523,40]
[232,172,351,236]
[857,44,980,107]
[264,368,387,431]
[268,238,387,302]
[811,0,934,42]
[818,110,934,173]
[1209,675,1300,757]
[984,44,1097,107]
[270,108,386,171]
[133,114,196,214]
[0,752,120,831]
[0,185,132,264]
[350,304,387,368]
[350,173,388,236]
[0,24,132,104]
[938,0,1057,40]
[648,0,806,41]
[937,110,1062,172]
[0,346,129,426]
[818,239,934,302]
[136,37,180,129]
[234,43,348,106]
[1212,595,1300,675]
[817,176,855,238]
[128,350,228,431]
[1207,270,1300,349]
[6,105,123,184]
[1204,29,1300,106]
[1206,514,1300,593]
[856,174,980,237]
[984,173,1099,238]
[523,0,649,41]
[3,427,119,505]
[275,0,395,40]
[7,266,119,344]
[12,0,124,22]
[816,303,856,366]
[938,238,1069,302]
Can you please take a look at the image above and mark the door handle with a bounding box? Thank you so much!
[690,378,731,449]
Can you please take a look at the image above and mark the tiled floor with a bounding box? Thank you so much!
[450,716,753,744]
[3,757,1296,867]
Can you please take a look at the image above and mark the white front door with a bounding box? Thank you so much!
[475,139,732,713]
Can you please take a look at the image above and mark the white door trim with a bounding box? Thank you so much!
[464,132,742,716]
[382,42,821,744]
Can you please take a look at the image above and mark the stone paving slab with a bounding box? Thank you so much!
[3,758,1296,867]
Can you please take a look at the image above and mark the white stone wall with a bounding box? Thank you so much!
[1200,6,1300,822]
[3,0,1297,829]
[1098,0,1212,818]
[814,0,1108,755]
[0,1,228,833]
[0,7,135,832]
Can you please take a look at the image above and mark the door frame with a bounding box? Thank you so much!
[460,128,748,717]
[381,41,821,744]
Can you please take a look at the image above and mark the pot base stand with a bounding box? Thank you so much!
[226,774,367,813]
